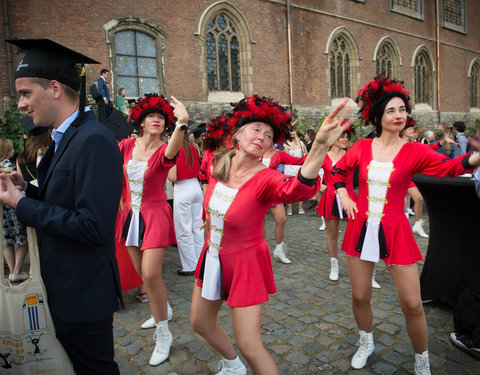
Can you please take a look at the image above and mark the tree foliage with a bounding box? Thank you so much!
[0,105,27,155]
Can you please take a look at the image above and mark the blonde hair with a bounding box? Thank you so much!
[0,138,14,161]
[212,126,245,182]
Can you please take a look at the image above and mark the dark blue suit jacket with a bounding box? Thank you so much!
[16,111,123,323]
[96,76,110,103]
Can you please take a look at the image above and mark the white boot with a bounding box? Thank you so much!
[319,216,326,231]
[371,269,381,289]
[351,330,374,369]
[414,350,431,375]
[329,257,339,281]
[273,242,291,264]
[412,219,429,238]
[142,302,173,329]
[216,355,247,375]
[149,320,173,366]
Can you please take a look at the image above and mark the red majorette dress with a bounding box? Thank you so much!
[262,150,308,207]
[332,139,472,266]
[317,153,357,219]
[117,138,177,250]
[115,212,143,291]
[199,149,215,185]
[194,168,320,307]
[263,149,307,170]
[115,164,143,291]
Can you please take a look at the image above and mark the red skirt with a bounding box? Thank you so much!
[195,242,276,307]
[341,214,422,266]
[316,191,347,219]
[114,212,143,291]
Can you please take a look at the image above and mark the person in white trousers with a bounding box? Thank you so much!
[169,132,204,275]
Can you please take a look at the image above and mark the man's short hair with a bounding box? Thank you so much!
[30,77,79,104]
[100,69,110,75]
[453,121,466,133]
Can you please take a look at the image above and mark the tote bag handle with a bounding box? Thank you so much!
[0,205,42,282]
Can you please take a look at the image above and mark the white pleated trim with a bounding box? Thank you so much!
[125,209,141,247]
[360,161,393,263]
[201,183,238,301]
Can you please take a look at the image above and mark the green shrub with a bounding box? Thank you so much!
[0,105,27,155]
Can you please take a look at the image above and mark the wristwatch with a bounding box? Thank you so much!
[176,121,188,131]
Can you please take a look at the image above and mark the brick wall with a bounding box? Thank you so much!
[2,0,480,127]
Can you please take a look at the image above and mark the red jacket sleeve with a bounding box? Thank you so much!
[429,141,441,150]
[410,142,473,177]
[256,169,321,204]
[199,150,213,184]
[331,139,363,189]
[269,150,307,170]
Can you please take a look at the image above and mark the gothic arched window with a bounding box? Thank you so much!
[470,62,480,108]
[329,36,351,98]
[376,44,394,78]
[206,14,241,92]
[414,50,432,105]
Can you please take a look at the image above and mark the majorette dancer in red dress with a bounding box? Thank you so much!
[261,143,307,264]
[190,95,352,374]
[202,114,307,265]
[332,77,480,374]
[316,129,381,286]
[199,114,233,193]
[118,94,188,366]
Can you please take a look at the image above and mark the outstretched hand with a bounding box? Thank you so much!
[170,96,189,125]
[315,98,354,147]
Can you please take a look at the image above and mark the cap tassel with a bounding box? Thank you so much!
[79,65,86,115]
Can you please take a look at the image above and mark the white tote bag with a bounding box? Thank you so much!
[0,207,75,374]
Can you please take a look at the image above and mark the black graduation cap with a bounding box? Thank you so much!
[192,122,207,139]
[19,116,49,136]
[6,38,100,116]
[102,109,134,141]
[6,38,99,91]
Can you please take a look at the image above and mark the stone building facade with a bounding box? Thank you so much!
[1,0,480,131]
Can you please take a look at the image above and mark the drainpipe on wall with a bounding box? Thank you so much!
[286,0,294,112]
[435,0,441,123]
[3,0,15,99]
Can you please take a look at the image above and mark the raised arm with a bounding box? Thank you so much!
[165,96,189,160]
[300,98,353,179]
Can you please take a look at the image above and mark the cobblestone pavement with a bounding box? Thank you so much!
[113,207,479,375]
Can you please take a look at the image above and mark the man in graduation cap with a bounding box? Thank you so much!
[0,39,123,374]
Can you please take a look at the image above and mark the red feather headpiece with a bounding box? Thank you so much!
[229,95,293,144]
[357,77,410,123]
[128,93,175,128]
[204,114,234,151]
[404,116,415,128]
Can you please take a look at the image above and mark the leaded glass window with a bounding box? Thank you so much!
[471,63,480,108]
[375,45,394,78]
[414,52,429,104]
[115,31,158,97]
[330,37,351,98]
[206,14,241,92]
[443,0,465,32]
[391,0,423,18]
